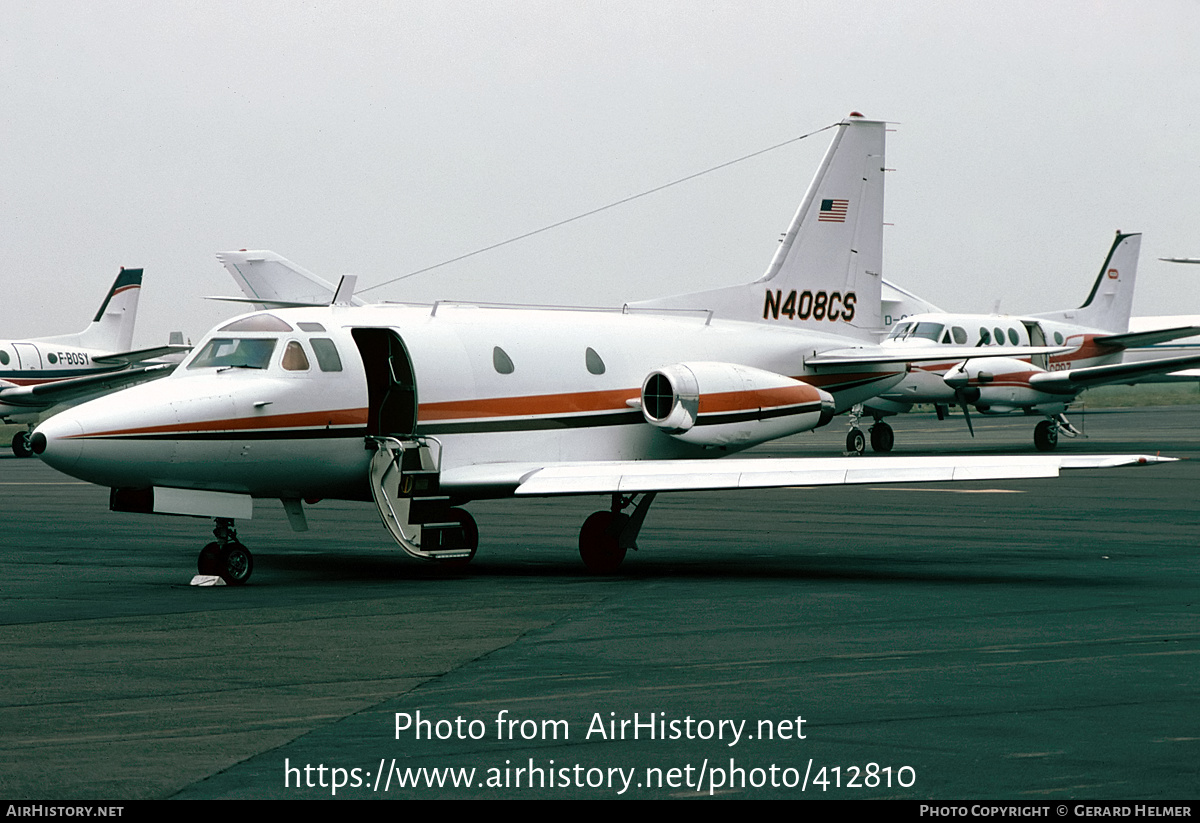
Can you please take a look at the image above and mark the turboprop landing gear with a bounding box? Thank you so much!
[579,493,655,574]
[869,420,894,453]
[197,518,253,585]
[11,430,32,458]
[1033,419,1058,452]
[1034,413,1080,452]
[845,404,867,455]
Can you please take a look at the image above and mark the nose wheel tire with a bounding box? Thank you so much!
[218,542,254,585]
[846,428,866,455]
[198,540,253,584]
[11,431,32,458]
[579,510,628,574]
[198,542,222,575]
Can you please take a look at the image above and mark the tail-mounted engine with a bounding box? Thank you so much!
[640,361,835,447]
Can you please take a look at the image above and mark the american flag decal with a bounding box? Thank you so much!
[818,198,849,223]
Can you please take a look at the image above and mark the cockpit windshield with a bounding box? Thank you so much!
[887,321,945,342]
[187,337,278,370]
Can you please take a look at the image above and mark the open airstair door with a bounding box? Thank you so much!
[1023,321,1049,370]
[352,328,477,563]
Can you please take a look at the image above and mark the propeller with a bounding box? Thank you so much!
[943,362,983,438]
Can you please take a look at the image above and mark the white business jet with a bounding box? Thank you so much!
[1,268,187,457]
[29,115,1171,583]
[864,233,1200,452]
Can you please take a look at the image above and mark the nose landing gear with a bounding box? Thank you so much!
[196,518,254,585]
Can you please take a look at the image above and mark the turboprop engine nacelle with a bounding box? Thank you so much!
[943,357,1057,411]
[640,361,835,447]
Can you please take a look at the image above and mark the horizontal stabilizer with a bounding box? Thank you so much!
[205,296,332,309]
[1092,326,1200,349]
[216,250,365,308]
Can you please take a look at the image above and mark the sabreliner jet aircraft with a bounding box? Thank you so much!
[29,114,1174,583]
[1,268,187,457]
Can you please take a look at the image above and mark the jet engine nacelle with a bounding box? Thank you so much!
[640,361,835,447]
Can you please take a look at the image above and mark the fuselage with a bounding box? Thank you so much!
[33,303,905,500]
[0,339,130,421]
[875,312,1124,412]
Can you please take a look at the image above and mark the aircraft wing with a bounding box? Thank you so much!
[806,345,1065,367]
[1028,353,1200,392]
[90,344,192,366]
[0,363,175,409]
[439,454,1172,497]
[1092,326,1200,349]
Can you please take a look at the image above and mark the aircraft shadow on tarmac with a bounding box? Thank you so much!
[246,548,1145,588]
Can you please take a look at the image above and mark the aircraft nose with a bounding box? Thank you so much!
[32,415,85,472]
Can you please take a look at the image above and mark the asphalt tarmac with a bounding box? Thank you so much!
[1,407,1197,800]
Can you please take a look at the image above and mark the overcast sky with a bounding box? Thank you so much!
[2,1,1198,346]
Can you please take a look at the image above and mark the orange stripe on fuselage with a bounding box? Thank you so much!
[69,408,370,438]
[67,372,884,438]
[419,389,640,420]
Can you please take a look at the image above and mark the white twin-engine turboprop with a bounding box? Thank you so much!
[1,268,188,457]
[868,233,1200,452]
[30,114,1174,584]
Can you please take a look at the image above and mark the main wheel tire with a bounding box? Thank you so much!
[197,542,223,575]
[1033,420,1058,452]
[846,428,866,455]
[218,541,254,586]
[869,421,895,453]
[11,431,32,458]
[579,511,628,574]
[437,508,479,566]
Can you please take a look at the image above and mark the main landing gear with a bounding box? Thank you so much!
[11,430,33,458]
[844,405,894,455]
[197,518,254,585]
[1033,414,1081,452]
[578,493,656,574]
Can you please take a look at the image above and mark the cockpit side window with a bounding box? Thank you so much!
[282,341,310,371]
[188,338,278,370]
[310,338,343,372]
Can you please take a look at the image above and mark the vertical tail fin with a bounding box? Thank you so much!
[35,268,142,351]
[1032,232,1141,333]
[216,250,364,308]
[631,113,886,341]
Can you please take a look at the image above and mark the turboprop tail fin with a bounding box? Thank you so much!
[1032,232,1141,333]
[34,268,142,351]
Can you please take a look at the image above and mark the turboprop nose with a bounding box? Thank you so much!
[31,414,84,472]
